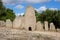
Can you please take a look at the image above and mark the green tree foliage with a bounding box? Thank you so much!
[0,0,16,21]
[0,0,5,15]
[35,9,60,28]
[6,8,16,21]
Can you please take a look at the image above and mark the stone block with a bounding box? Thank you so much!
[0,21,5,27]
[24,6,36,31]
[6,19,12,28]
[13,17,22,29]
[36,21,44,31]
[44,21,48,31]
[50,23,55,31]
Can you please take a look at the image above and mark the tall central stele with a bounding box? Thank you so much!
[24,6,36,31]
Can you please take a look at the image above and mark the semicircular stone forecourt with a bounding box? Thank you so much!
[0,27,60,40]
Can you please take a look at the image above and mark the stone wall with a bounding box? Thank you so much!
[0,19,60,32]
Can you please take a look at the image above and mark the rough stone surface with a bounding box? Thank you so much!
[6,19,12,28]
[44,21,48,31]
[50,23,55,31]
[24,6,36,31]
[13,6,36,31]
[0,27,60,40]
[36,21,44,31]
[13,16,22,29]
[21,16,25,30]
[57,29,60,32]
[0,21,5,27]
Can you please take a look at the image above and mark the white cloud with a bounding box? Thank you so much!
[15,13,24,16]
[20,13,24,15]
[35,6,58,13]
[2,0,51,5]
[35,6,47,12]
[49,8,58,10]
[15,5,24,9]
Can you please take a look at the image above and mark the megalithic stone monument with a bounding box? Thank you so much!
[6,19,12,28]
[36,21,44,31]
[24,6,36,31]
[0,21,5,27]
[50,23,55,31]
[44,21,48,31]
[13,16,22,29]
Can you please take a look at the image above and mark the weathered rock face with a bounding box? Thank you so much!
[21,16,25,30]
[12,6,36,31]
[0,27,60,40]
[44,21,48,31]
[24,6,36,31]
[6,19,12,28]
[57,29,60,32]
[36,21,44,31]
[50,23,55,31]
[13,16,22,29]
[0,21,5,27]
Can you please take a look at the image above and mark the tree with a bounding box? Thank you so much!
[6,8,16,21]
[0,0,16,21]
[35,9,60,29]
[0,0,6,21]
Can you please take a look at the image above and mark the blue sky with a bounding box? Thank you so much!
[2,0,60,16]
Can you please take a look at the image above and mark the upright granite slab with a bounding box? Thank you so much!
[24,6,36,31]
[36,21,44,31]
[57,28,60,32]
[0,21,5,27]
[13,16,22,29]
[50,23,55,31]
[44,21,48,31]
[6,19,12,28]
